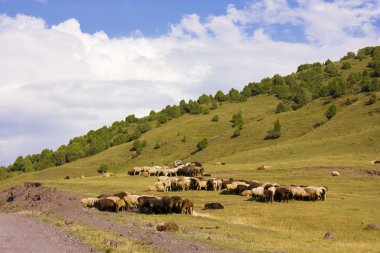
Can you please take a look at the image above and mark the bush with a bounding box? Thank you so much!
[181,136,186,142]
[99,164,108,171]
[265,120,281,139]
[341,62,351,69]
[210,101,218,110]
[197,138,208,150]
[154,142,160,149]
[211,115,219,122]
[132,140,144,154]
[367,93,377,105]
[157,113,169,124]
[231,112,244,128]
[203,108,210,115]
[232,128,240,138]
[325,104,337,120]
[276,102,289,113]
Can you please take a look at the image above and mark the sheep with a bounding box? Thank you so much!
[274,187,291,203]
[177,179,191,191]
[80,175,85,179]
[139,171,149,177]
[212,179,223,191]
[331,171,340,176]
[115,199,126,212]
[240,190,253,197]
[148,167,158,176]
[145,185,157,192]
[236,185,249,195]
[113,192,129,199]
[80,197,99,208]
[181,199,194,215]
[133,167,143,175]
[226,183,237,194]
[263,189,273,203]
[198,180,208,191]
[123,195,140,210]
[289,187,311,201]
[251,186,264,201]
[203,203,224,209]
[96,198,116,212]
[105,196,120,203]
[303,186,324,202]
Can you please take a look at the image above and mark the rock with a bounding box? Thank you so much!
[365,223,379,230]
[324,232,336,240]
[156,222,179,232]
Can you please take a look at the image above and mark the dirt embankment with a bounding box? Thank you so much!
[0,182,234,253]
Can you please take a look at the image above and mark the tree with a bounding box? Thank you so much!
[197,138,208,150]
[210,101,218,110]
[139,122,152,133]
[113,134,130,146]
[203,107,210,115]
[324,63,339,77]
[211,115,219,122]
[265,120,281,139]
[272,74,284,86]
[126,114,138,123]
[231,111,244,128]
[148,110,157,121]
[229,88,245,102]
[131,127,142,140]
[214,90,228,102]
[327,78,347,98]
[132,140,144,155]
[157,113,169,124]
[292,88,312,109]
[198,94,211,104]
[325,104,337,120]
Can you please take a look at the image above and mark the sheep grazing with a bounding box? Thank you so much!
[251,186,265,201]
[331,171,341,176]
[139,171,149,177]
[181,199,194,215]
[145,185,157,192]
[240,190,253,197]
[198,180,208,191]
[289,187,311,201]
[113,192,129,199]
[274,187,291,203]
[123,195,140,210]
[80,175,85,179]
[81,197,99,208]
[115,199,126,212]
[96,198,116,212]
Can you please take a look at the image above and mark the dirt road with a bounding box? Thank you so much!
[0,212,93,253]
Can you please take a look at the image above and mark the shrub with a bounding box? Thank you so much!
[203,108,210,115]
[210,101,218,110]
[154,142,160,149]
[132,140,144,154]
[341,62,351,69]
[276,102,289,113]
[367,93,377,105]
[231,112,244,128]
[325,104,337,120]
[99,164,108,171]
[232,128,241,138]
[157,113,169,124]
[197,138,208,150]
[211,115,219,122]
[181,136,186,142]
[265,120,281,139]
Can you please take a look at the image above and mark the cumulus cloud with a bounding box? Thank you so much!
[0,0,379,165]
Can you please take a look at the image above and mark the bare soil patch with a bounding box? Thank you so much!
[0,182,235,253]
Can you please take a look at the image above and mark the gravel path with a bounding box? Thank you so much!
[0,212,93,253]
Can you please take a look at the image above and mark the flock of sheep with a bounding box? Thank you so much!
[144,176,328,203]
[81,162,329,217]
[81,191,194,215]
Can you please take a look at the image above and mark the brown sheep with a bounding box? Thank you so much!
[96,198,116,212]
[115,199,126,212]
[181,199,194,215]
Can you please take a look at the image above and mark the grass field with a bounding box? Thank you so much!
[1,87,380,252]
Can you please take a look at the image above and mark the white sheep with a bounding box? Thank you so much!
[80,197,99,208]
[331,171,340,176]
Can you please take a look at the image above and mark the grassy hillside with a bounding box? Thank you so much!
[1,89,379,189]
[1,47,380,253]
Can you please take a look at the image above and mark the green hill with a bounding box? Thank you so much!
[1,47,380,253]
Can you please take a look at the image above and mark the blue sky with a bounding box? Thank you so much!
[1,0,247,37]
[0,0,379,166]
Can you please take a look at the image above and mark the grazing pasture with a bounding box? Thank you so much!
[4,165,378,253]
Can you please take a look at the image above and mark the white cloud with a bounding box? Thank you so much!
[0,1,379,165]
